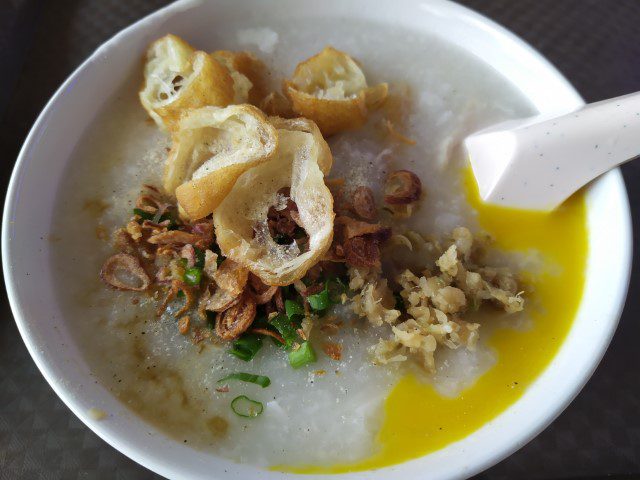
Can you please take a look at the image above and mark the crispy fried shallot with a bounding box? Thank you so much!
[178,316,190,335]
[322,342,343,361]
[274,288,285,312]
[206,288,240,313]
[352,186,377,220]
[335,216,389,241]
[253,285,279,305]
[180,244,196,268]
[384,170,422,205]
[344,236,382,268]
[215,293,257,340]
[157,279,194,317]
[100,253,151,291]
[114,229,136,254]
[148,230,201,246]
[213,259,249,297]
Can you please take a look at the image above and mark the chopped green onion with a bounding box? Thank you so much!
[307,287,330,311]
[217,373,271,388]
[230,395,264,418]
[308,278,347,311]
[229,334,263,361]
[270,314,299,349]
[133,208,154,221]
[194,247,205,269]
[285,299,305,319]
[288,341,316,369]
[184,267,202,286]
[177,290,185,299]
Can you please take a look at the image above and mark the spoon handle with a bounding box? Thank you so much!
[466,91,640,210]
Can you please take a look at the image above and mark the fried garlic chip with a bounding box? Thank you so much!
[211,50,269,105]
[139,34,234,130]
[166,105,278,220]
[283,46,388,136]
[213,118,334,286]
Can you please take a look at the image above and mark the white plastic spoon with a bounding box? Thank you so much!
[464,91,640,211]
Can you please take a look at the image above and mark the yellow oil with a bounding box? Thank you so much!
[279,166,588,474]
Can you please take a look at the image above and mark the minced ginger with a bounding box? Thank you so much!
[349,226,524,373]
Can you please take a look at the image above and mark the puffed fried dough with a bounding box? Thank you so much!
[269,116,332,174]
[283,46,388,136]
[211,50,269,106]
[139,34,234,130]
[210,51,252,104]
[167,105,278,220]
[213,118,334,286]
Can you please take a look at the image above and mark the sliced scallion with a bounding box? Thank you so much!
[307,287,330,311]
[285,299,305,319]
[132,208,154,221]
[230,395,263,418]
[217,373,271,388]
[184,267,202,286]
[270,314,299,349]
[229,334,263,361]
[308,278,347,311]
[288,341,316,369]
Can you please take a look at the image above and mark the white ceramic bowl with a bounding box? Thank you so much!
[3,1,632,479]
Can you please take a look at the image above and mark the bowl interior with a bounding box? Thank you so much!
[2,1,631,479]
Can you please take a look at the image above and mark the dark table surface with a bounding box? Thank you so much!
[1,1,639,479]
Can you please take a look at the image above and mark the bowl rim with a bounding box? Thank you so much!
[2,0,632,479]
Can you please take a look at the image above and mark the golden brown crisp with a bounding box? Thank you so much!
[213,117,334,286]
[283,46,388,136]
[166,104,278,220]
[139,35,235,130]
[212,50,269,105]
